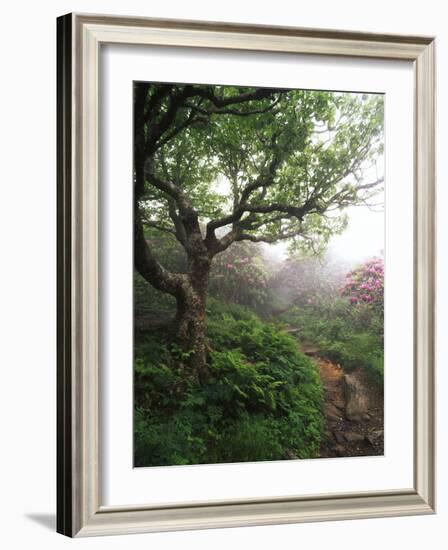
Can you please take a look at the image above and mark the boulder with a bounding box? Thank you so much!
[365,429,384,447]
[343,373,370,421]
[325,402,343,420]
[332,430,346,444]
[344,431,364,443]
[334,444,346,457]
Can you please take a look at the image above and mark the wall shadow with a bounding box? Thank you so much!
[25,513,56,531]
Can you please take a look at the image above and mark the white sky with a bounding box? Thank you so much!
[329,152,384,263]
[329,204,384,263]
[261,157,385,266]
[263,202,384,266]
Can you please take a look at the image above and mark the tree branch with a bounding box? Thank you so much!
[144,165,182,200]
[193,87,286,108]
[141,216,177,237]
[236,230,300,244]
[134,212,187,297]
[205,146,284,238]
[168,198,188,246]
[185,96,281,117]
[156,110,206,149]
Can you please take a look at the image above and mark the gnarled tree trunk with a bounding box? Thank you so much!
[135,208,212,379]
[172,209,212,378]
[174,265,210,378]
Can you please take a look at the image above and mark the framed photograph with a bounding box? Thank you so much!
[57,13,435,537]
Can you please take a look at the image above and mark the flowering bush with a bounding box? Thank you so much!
[282,257,385,386]
[341,257,384,309]
[209,242,268,309]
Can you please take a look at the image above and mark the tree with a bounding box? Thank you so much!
[134,83,384,376]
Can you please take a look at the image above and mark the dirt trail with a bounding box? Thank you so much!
[300,344,384,458]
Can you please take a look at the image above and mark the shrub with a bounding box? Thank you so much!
[341,257,384,310]
[209,242,268,310]
[320,332,384,386]
[134,299,324,466]
[282,290,384,388]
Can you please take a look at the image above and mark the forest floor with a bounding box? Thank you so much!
[135,311,384,459]
[299,343,384,458]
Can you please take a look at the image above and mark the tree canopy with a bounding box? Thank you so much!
[135,84,384,261]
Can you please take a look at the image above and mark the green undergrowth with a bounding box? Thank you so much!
[281,299,384,388]
[134,299,324,467]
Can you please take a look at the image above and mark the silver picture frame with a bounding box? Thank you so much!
[57,12,436,537]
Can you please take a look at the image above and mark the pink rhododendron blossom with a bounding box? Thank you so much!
[341,257,384,310]
[209,241,268,308]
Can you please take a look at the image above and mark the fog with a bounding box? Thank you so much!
[329,204,383,263]
[262,203,383,269]
[211,124,384,269]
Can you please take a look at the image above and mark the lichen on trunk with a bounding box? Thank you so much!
[174,280,208,377]
[174,250,211,377]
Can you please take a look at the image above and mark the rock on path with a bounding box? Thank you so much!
[300,345,384,458]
